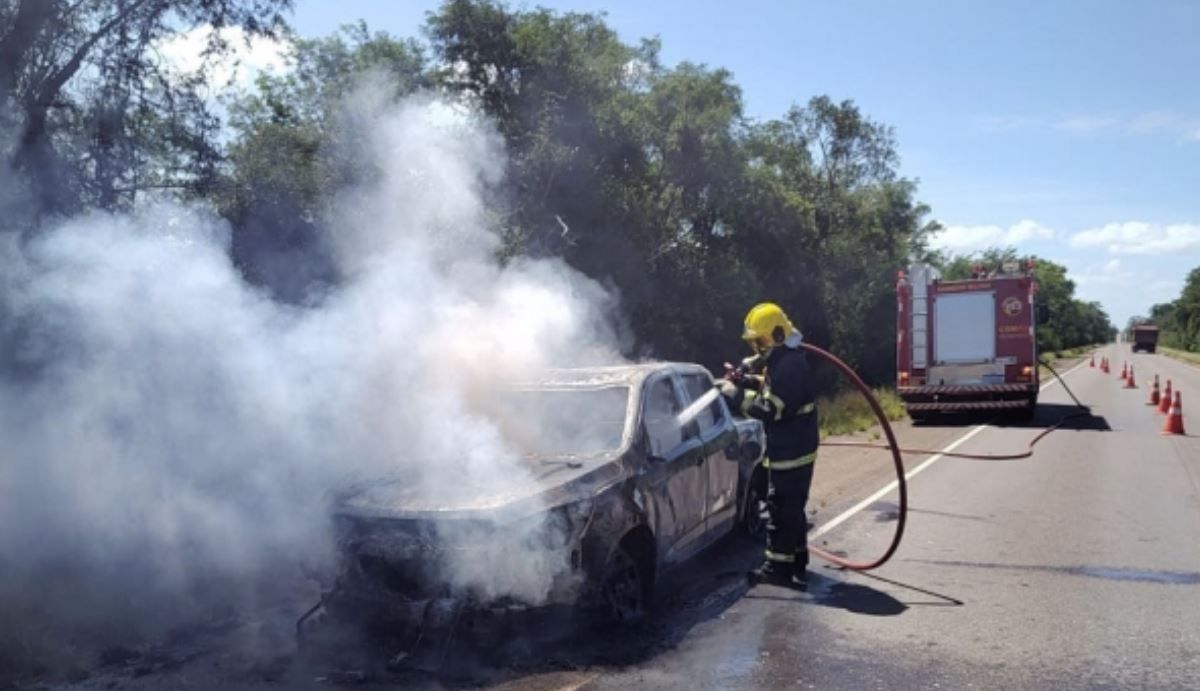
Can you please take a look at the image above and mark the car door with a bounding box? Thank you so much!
[640,373,709,567]
[679,371,740,536]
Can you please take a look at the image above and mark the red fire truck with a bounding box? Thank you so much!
[896,261,1039,421]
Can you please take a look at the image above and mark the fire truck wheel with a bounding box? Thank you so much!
[1017,398,1037,421]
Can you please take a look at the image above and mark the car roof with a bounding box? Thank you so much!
[515,362,711,389]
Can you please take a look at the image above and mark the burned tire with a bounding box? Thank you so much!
[742,470,768,540]
[600,540,652,623]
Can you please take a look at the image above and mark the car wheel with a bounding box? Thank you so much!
[600,542,650,623]
[743,472,768,539]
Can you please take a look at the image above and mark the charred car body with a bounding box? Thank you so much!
[299,363,765,657]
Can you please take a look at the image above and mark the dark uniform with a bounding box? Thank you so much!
[730,344,819,580]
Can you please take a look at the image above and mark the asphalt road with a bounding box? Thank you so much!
[46,346,1200,691]
[567,345,1200,691]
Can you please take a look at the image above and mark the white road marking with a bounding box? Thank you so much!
[810,356,1092,540]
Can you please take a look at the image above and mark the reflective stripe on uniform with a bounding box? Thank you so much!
[740,390,759,416]
[764,549,795,563]
[764,391,786,421]
[763,452,817,471]
[741,391,814,419]
[741,389,791,422]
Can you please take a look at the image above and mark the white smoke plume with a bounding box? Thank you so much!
[0,90,625,664]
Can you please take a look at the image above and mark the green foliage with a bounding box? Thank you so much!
[935,248,1114,352]
[0,0,292,218]
[2,0,994,394]
[418,1,936,389]
[818,387,906,439]
[1150,267,1200,351]
[216,23,427,297]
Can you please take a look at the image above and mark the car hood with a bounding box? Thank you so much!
[335,452,625,520]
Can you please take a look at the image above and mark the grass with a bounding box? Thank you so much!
[818,387,906,440]
[1039,344,1102,380]
[1050,345,1097,360]
[1160,346,1200,366]
[816,344,1106,438]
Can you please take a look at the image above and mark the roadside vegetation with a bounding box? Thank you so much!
[1049,345,1100,360]
[1131,267,1200,354]
[1037,344,1101,382]
[1160,346,1200,367]
[818,388,906,439]
[0,0,1112,393]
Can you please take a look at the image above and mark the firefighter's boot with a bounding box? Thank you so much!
[748,561,793,587]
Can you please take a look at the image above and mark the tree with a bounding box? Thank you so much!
[935,248,1115,352]
[1151,266,1200,351]
[0,0,291,222]
[217,1,938,390]
[218,23,427,299]
[730,98,931,384]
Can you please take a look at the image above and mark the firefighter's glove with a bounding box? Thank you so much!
[717,379,739,400]
[740,374,765,390]
[740,355,764,373]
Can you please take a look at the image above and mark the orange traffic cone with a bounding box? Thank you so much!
[1124,365,1137,389]
[1120,361,1128,381]
[1147,375,1160,406]
[1162,392,1185,436]
[1090,353,1096,368]
[1159,380,1173,414]
[1102,357,1110,373]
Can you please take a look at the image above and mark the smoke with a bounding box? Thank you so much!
[0,90,626,665]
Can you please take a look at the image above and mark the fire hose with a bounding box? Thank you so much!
[749,343,1091,572]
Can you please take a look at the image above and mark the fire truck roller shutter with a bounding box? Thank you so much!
[934,292,996,365]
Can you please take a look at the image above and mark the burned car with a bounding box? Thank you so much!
[299,363,765,659]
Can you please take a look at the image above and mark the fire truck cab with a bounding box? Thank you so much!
[896,261,1039,421]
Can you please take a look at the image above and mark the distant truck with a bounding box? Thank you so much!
[896,261,1040,421]
[1131,324,1159,353]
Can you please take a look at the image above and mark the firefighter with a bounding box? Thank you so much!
[718,303,819,588]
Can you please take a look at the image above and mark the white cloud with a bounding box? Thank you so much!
[933,218,1196,327]
[932,219,1055,252]
[1052,110,1200,143]
[1128,110,1180,135]
[1055,116,1118,134]
[1006,219,1055,244]
[975,115,1036,133]
[1127,110,1200,140]
[983,110,1200,143]
[157,25,289,91]
[1071,258,1130,288]
[1069,222,1200,255]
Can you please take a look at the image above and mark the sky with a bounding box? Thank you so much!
[279,0,1200,328]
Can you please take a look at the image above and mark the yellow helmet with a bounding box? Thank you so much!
[742,302,795,353]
